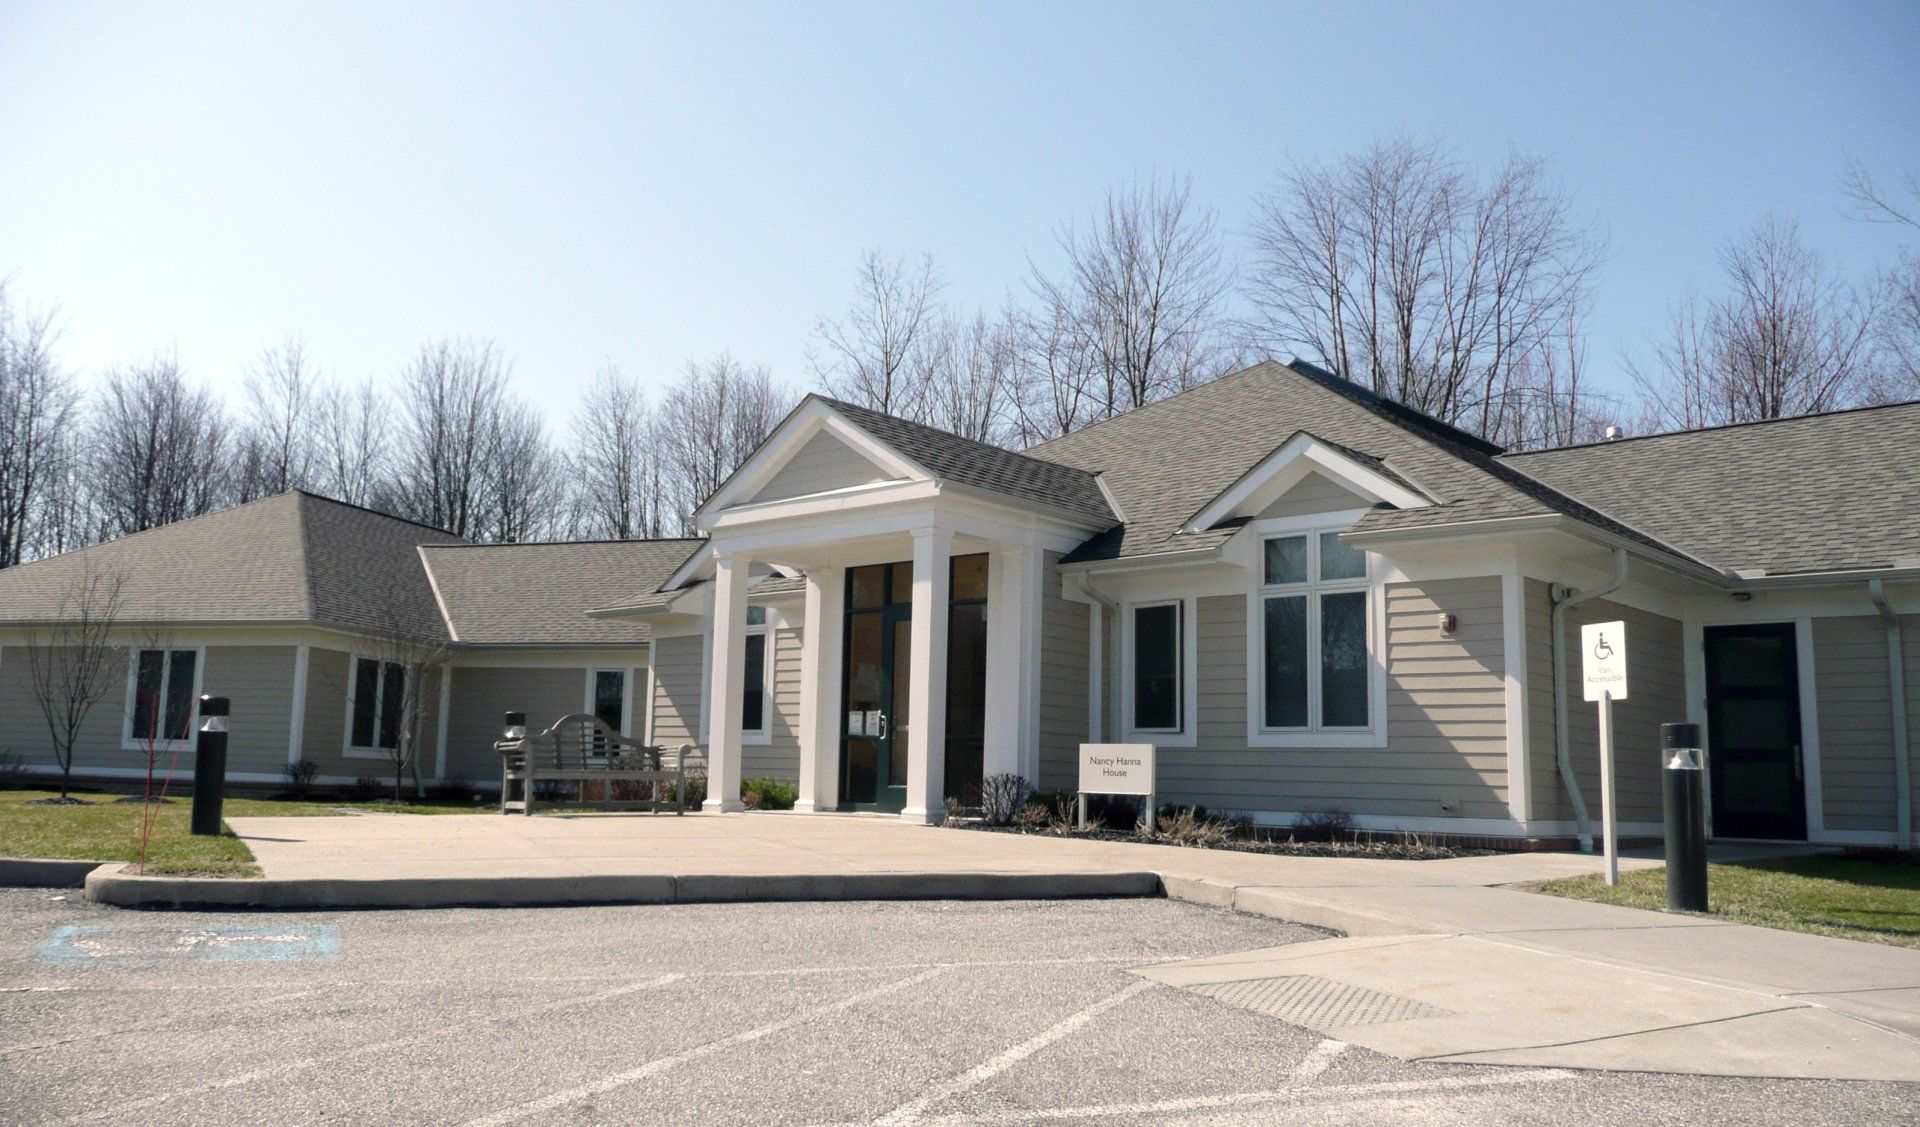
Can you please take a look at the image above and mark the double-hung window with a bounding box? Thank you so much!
[128,648,198,745]
[1260,530,1372,731]
[1132,601,1183,733]
[741,605,768,738]
[348,657,407,753]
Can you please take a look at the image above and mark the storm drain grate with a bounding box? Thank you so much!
[1190,975,1449,1029]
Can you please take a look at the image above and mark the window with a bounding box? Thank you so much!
[742,605,768,736]
[1132,602,1182,732]
[1259,530,1373,731]
[592,670,627,733]
[128,649,198,744]
[348,657,407,752]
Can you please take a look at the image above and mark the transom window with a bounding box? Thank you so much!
[129,648,198,744]
[349,657,407,752]
[1260,530,1372,731]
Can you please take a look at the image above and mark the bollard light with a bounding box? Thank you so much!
[1661,722,1710,913]
[503,711,527,741]
[191,695,231,836]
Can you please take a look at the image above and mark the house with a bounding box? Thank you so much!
[2,360,1915,849]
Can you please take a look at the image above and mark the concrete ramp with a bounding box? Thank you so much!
[1134,933,1920,1082]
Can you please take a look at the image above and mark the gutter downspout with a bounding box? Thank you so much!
[1072,573,1119,743]
[1867,580,1913,849]
[1551,548,1629,852]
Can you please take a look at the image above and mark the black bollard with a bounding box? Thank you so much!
[1661,722,1709,912]
[190,696,230,836]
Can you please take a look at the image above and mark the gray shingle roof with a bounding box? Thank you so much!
[1502,402,1920,576]
[420,539,702,646]
[1023,361,1693,566]
[819,397,1116,526]
[0,491,465,637]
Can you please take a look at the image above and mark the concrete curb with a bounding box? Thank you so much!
[82,865,1162,911]
[1,857,112,889]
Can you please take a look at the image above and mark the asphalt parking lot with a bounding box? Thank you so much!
[1,888,1916,1125]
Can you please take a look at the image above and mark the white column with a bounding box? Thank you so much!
[797,565,844,812]
[1020,548,1047,784]
[983,545,1030,782]
[704,550,749,812]
[902,527,952,824]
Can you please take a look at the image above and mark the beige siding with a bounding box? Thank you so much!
[745,629,801,781]
[1547,598,1680,826]
[1141,577,1509,822]
[443,666,584,783]
[0,644,127,775]
[650,634,706,772]
[1907,615,1920,839]
[1815,616,1897,832]
[1254,471,1368,520]
[752,430,895,502]
[297,647,444,785]
[202,646,297,777]
[1038,552,1091,792]
[1526,579,1561,825]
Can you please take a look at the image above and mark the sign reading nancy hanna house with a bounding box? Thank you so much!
[1078,743,1156,797]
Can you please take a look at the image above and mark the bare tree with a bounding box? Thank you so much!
[315,377,391,507]
[569,365,656,539]
[391,338,511,537]
[24,563,126,801]
[1629,218,1882,429]
[482,399,562,543]
[1008,296,1103,444]
[918,310,1018,445]
[1841,158,1920,397]
[91,355,231,537]
[1028,175,1235,426]
[235,338,320,500]
[655,353,786,534]
[0,288,81,568]
[810,250,942,419]
[318,612,451,801]
[1245,138,1604,444]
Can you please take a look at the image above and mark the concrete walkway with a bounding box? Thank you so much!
[91,811,1920,1081]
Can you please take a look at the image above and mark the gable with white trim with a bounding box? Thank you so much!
[751,429,902,503]
[1186,431,1432,533]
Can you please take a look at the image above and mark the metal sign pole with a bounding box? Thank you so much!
[1599,689,1618,886]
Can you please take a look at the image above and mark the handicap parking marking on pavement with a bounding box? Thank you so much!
[34,923,341,965]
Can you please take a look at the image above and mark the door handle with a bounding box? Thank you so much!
[877,711,888,740]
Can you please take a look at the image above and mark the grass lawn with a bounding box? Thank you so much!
[1538,852,1920,950]
[0,787,491,877]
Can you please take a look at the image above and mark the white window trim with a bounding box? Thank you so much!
[583,667,636,737]
[741,618,773,745]
[342,653,410,761]
[121,645,207,751]
[1120,596,1197,748]
[1244,514,1389,749]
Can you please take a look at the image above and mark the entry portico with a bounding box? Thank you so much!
[681,396,1113,823]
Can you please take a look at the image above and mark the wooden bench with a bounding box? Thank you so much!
[495,713,693,815]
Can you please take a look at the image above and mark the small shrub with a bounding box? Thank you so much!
[741,776,798,811]
[1290,808,1356,843]
[979,773,1033,826]
[1014,798,1051,830]
[943,795,964,821]
[675,772,708,810]
[347,776,381,801]
[282,758,320,798]
[1151,806,1235,847]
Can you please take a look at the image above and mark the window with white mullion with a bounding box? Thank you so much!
[1260,529,1372,732]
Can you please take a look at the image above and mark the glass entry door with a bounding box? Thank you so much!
[841,562,913,811]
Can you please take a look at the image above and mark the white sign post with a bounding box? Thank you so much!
[1582,621,1629,885]
[1077,743,1157,833]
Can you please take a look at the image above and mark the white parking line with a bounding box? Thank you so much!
[873,980,1157,1124]
[908,1068,1578,1123]
[464,966,950,1127]
[55,973,685,1124]
[1288,1038,1348,1083]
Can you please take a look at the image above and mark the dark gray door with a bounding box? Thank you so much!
[1703,623,1807,841]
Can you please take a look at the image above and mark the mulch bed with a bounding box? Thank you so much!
[949,820,1482,860]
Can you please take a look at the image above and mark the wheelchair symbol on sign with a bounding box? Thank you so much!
[1592,633,1615,660]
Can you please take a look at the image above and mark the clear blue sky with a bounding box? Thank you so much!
[3,1,1916,422]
